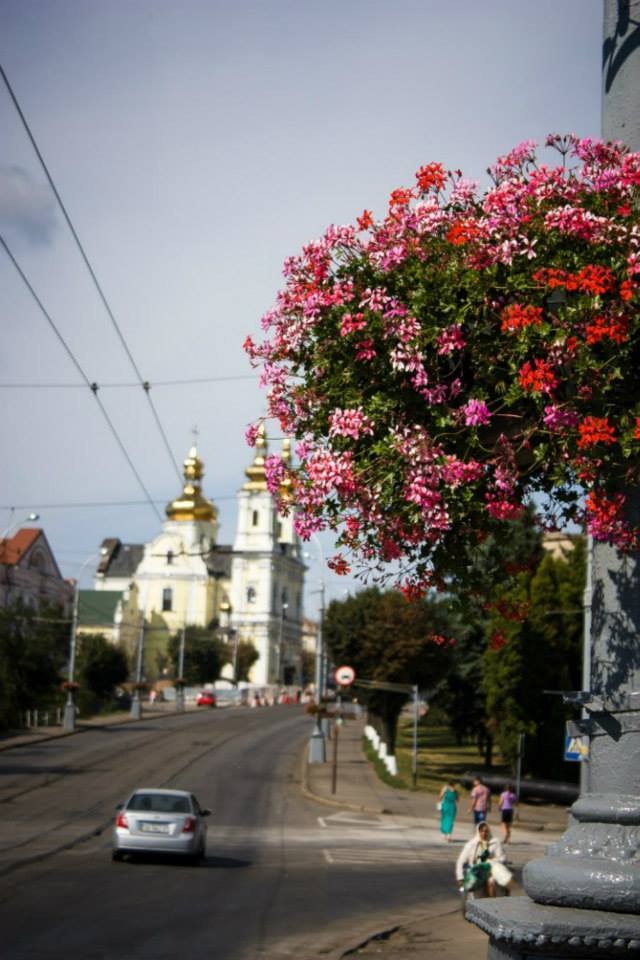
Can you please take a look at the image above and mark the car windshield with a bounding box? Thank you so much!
[127,793,191,814]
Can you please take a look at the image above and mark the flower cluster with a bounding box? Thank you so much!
[246,136,640,588]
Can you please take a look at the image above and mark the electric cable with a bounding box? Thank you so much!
[0,233,162,522]
[0,494,235,510]
[0,62,182,484]
[0,374,257,389]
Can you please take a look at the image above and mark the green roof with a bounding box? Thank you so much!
[78,590,123,627]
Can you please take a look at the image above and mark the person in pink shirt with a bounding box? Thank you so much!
[498,783,518,843]
[469,777,491,825]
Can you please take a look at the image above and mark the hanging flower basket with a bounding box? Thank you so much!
[60,680,80,693]
[247,135,640,590]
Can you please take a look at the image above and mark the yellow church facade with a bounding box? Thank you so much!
[93,436,305,686]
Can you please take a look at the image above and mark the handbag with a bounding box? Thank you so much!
[436,800,443,811]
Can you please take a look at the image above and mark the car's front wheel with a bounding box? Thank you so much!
[111,850,123,862]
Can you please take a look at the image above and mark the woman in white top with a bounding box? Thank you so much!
[455,822,512,896]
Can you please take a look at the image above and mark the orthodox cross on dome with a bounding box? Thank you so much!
[191,424,199,446]
[243,423,268,492]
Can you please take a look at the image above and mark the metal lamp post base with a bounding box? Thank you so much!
[62,701,76,732]
[130,696,142,720]
[467,897,640,959]
[308,724,326,763]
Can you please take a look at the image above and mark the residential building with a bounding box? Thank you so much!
[0,528,74,615]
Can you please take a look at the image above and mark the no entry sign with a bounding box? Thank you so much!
[334,665,355,686]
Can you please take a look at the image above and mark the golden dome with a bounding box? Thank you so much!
[243,424,268,492]
[166,446,218,522]
[279,438,294,503]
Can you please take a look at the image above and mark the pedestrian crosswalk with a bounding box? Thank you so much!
[323,845,458,865]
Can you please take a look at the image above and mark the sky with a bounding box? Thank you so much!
[1,0,603,612]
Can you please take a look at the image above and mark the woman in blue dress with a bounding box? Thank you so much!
[438,780,458,841]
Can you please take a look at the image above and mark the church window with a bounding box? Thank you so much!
[276,521,283,539]
[162,587,173,612]
[252,510,259,527]
[246,586,256,604]
[166,550,174,566]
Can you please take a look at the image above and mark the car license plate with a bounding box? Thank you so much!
[140,822,169,834]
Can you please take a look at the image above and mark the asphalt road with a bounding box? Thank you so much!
[0,707,456,960]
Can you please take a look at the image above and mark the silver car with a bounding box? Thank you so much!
[112,788,210,863]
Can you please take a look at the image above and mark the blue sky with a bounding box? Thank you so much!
[0,0,602,609]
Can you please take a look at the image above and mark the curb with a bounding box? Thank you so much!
[299,739,388,817]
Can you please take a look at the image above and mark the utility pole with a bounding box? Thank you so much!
[62,582,81,731]
[130,617,145,720]
[175,624,186,713]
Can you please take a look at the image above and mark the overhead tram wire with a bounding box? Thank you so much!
[0,62,182,486]
[0,494,236,510]
[0,234,162,523]
[0,374,258,389]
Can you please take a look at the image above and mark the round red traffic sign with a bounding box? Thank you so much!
[334,665,355,686]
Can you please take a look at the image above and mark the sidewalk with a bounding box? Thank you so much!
[302,716,569,960]
[0,700,193,752]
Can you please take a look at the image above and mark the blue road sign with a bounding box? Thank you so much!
[564,734,589,762]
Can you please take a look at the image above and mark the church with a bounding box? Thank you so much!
[90,432,306,686]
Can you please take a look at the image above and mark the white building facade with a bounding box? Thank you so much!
[94,437,305,685]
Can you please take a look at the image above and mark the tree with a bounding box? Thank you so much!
[223,638,259,682]
[0,600,69,730]
[168,626,227,685]
[76,633,129,712]
[324,588,455,755]
[483,538,585,778]
[439,509,543,765]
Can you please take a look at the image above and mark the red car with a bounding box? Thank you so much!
[196,691,217,708]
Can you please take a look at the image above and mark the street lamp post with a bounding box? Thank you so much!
[307,535,327,764]
[62,554,96,732]
[278,601,288,684]
[130,617,145,720]
[0,511,39,540]
[230,628,239,682]
[62,585,81,731]
[465,8,640,955]
[175,624,186,713]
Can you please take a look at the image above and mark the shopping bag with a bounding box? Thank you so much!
[490,860,513,888]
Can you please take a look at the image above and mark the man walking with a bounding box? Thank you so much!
[469,776,491,825]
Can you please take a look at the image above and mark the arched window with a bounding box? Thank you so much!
[166,550,174,566]
[162,587,173,612]
[246,585,256,604]
[252,510,259,527]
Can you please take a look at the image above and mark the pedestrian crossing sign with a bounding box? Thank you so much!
[564,734,589,762]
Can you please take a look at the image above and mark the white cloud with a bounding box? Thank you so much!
[0,165,57,244]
